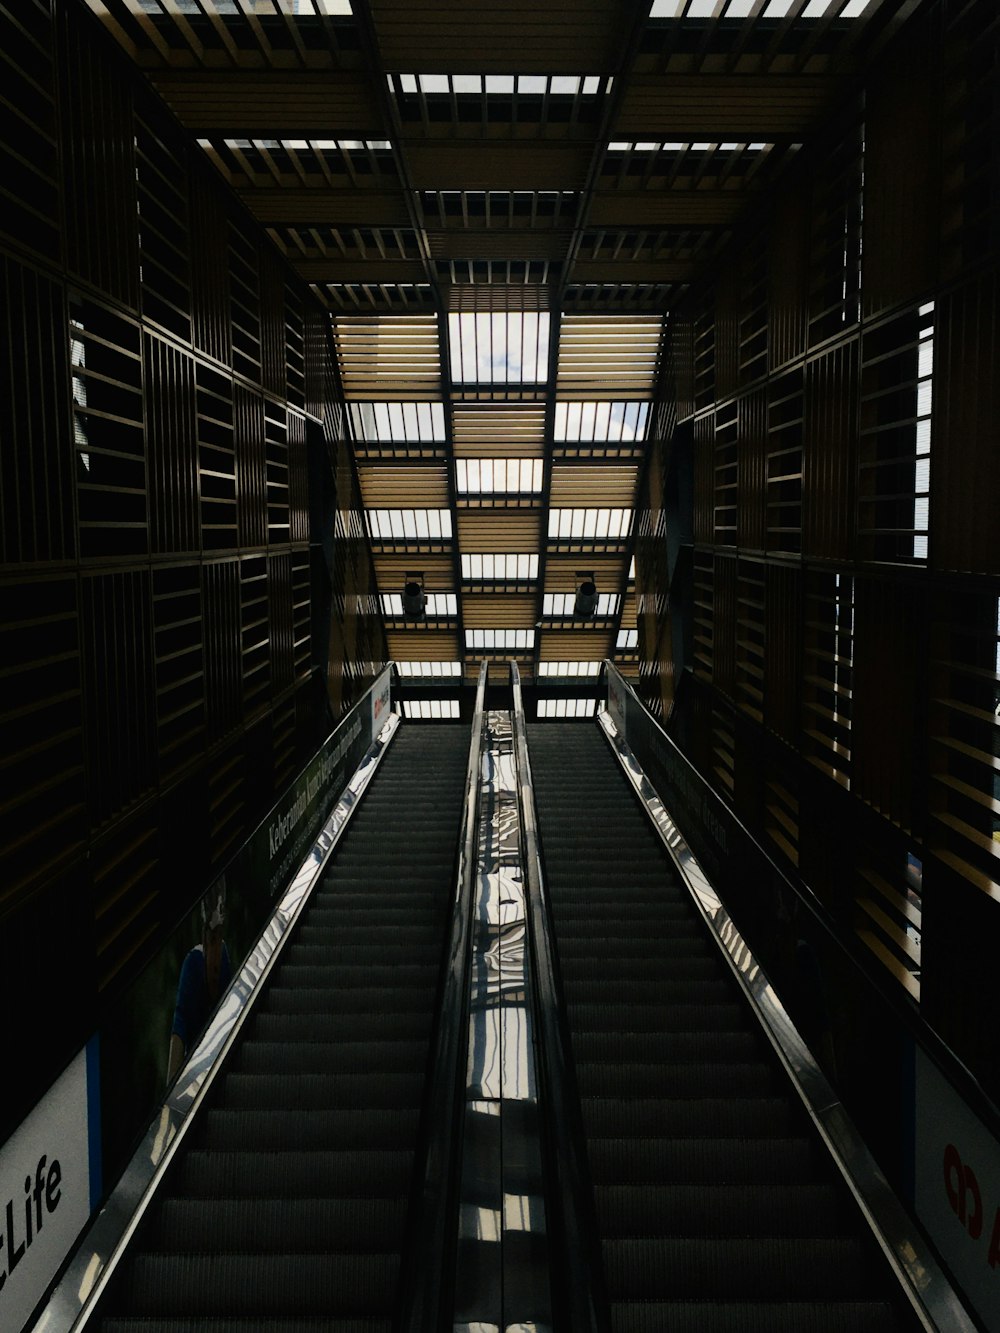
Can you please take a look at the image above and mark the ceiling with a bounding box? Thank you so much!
[85,0,913,694]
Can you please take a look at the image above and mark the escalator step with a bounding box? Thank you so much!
[594,1182,855,1237]
[608,1301,899,1333]
[582,1096,802,1140]
[587,1136,821,1185]
[264,986,434,1015]
[194,1108,419,1151]
[602,1235,882,1300]
[566,997,746,1026]
[102,1321,393,1333]
[248,1011,431,1043]
[218,1071,426,1109]
[572,1031,762,1065]
[113,1252,400,1317]
[575,1060,779,1099]
[233,1040,429,1076]
[146,1196,408,1252]
[173,1149,413,1199]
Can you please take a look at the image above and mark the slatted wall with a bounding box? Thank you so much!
[635,0,1000,1108]
[0,0,385,1142]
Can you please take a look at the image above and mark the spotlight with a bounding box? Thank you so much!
[574,574,598,619]
[402,574,426,621]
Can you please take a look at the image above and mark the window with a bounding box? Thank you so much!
[462,553,539,581]
[548,508,632,540]
[448,312,550,384]
[402,699,461,719]
[554,401,649,443]
[913,302,935,559]
[543,593,620,617]
[368,509,452,541]
[456,459,543,494]
[396,661,462,678]
[467,629,536,650]
[537,699,597,718]
[381,593,457,617]
[350,402,445,442]
[537,661,601,677]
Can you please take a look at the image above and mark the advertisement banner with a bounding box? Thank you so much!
[0,1042,98,1333]
[915,1047,1000,1331]
[99,672,389,1186]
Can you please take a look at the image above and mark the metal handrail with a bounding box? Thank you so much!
[398,658,489,1332]
[509,661,608,1333]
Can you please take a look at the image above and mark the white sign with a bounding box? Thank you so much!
[914,1046,1000,1331]
[0,1047,94,1333]
[607,672,627,741]
[371,666,392,738]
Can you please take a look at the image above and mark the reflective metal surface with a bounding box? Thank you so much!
[33,709,402,1333]
[454,710,551,1333]
[597,688,978,1333]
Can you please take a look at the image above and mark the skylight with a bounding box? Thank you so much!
[467,629,536,650]
[220,137,389,156]
[538,661,602,677]
[606,141,769,154]
[617,629,639,649]
[395,661,462,678]
[368,509,453,541]
[554,401,649,444]
[350,402,445,442]
[649,0,872,15]
[393,74,607,97]
[381,593,457,618]
[402,699,461,720]
[548,508,632,540]
[448,313,550,385]
[461,554,539,581]
[537,699,598,718]
[456,459,543,494]
[543,593,620,617]
[913,302,934,561]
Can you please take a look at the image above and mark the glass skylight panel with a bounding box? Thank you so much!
[396,75,604,98]
[461,553,539,581]
[537,661,601,677]
[762,0,795,16]
[554,401,649,443]
[456,459,543,494]
[350,402,445,442]
[449,313,550,385]
[381,593,457,617]
[368,509,452,541]
[628,557,636,580]
[548,508,632,541]
[650,0,872,16]
[396,661,462,678]
[913,302,934,561]
[538,699,597,718]
[617,629,639,650]
[649,0,685,14]
[543,593,620,617]
[467,629,536,650]
[402,699,461,720]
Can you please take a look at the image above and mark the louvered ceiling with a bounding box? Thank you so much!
[87,0,912,687]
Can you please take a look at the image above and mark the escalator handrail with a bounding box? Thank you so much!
[398,659,490,1333]
[509,661,609,1333]
[600,658,1000,1143]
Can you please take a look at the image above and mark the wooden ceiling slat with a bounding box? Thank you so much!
[150,73,384,132]
[244,190,413,225]
[457,512,542,552]
[543,553,629,591]
[387,631,460,659]
[405,144,592,191]
[549,465,638,506]
[461,594,537,628]
[613,74,838,136]
[538,629,613,659]
[358,464,451,507]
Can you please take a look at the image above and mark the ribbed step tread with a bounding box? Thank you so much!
[587,1136,821,1186]
[233,1041,428,1076]
[608,1301,899,1333]
[173,1150,413,1199]
[146,1196,408,1252]
[194,1108,419,1152]
[582,1097,803,1140]
[248,1011,431,1043]
[576,1060,779,1099]
[594,1183,855,1237]
[102,1321,392,1333]
[603,1236,882,1300]
[112,1253,400,1317]
[218,1070,425,1110]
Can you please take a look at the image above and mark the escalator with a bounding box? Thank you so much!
[94,722,470,1332]
[526,720,912,1333]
